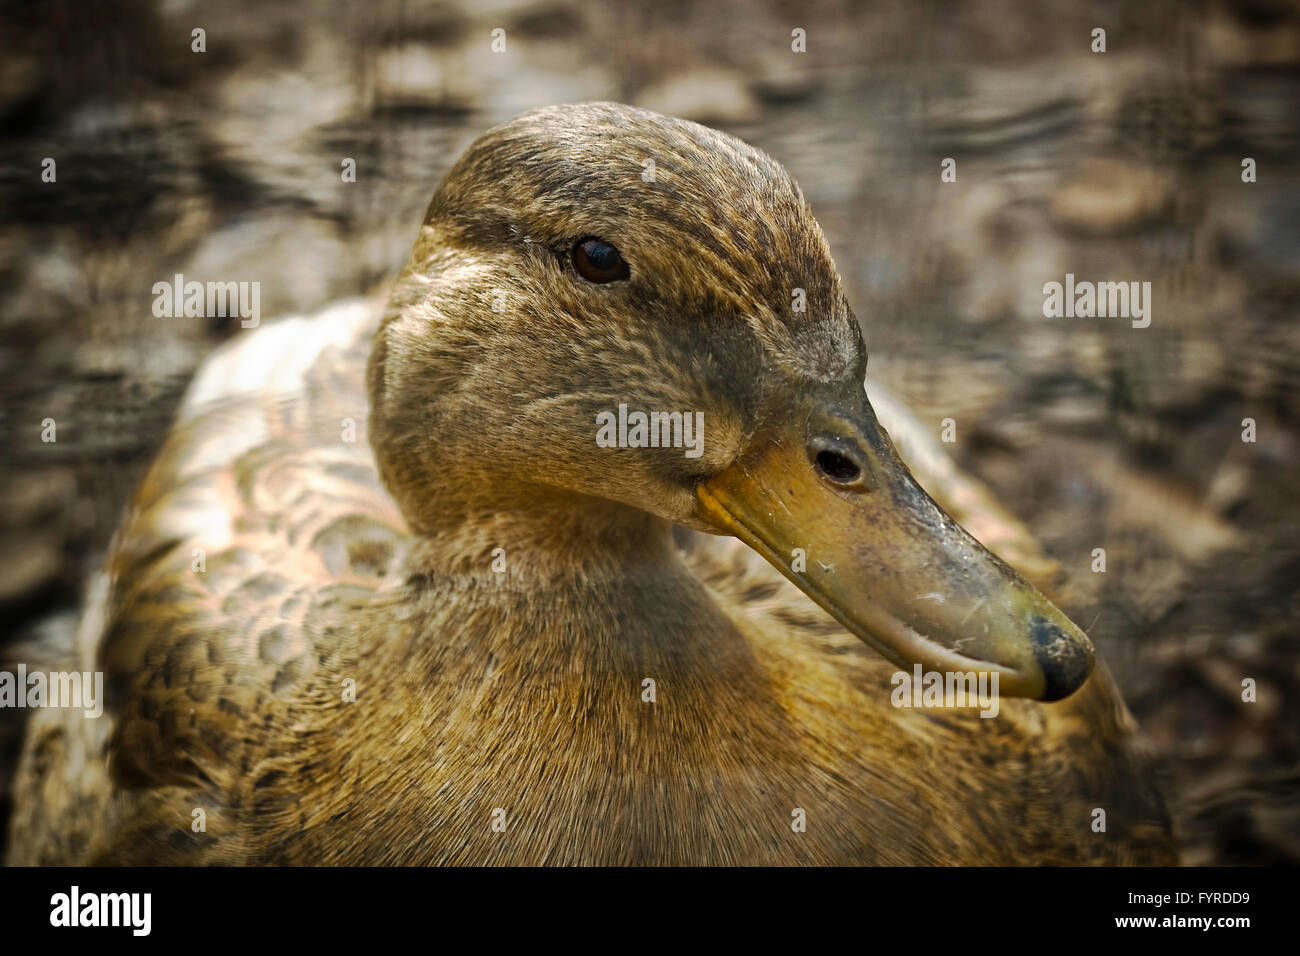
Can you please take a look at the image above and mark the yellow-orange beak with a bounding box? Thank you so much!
[695,391,1093,700]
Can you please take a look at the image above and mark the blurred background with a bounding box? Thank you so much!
[1,0,1297,864]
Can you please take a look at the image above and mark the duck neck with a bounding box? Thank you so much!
[369,492,748,678]
[398,491,686,591]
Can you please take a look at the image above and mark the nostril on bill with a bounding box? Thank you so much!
[815,449,860,483]
[1029,616,1094,701]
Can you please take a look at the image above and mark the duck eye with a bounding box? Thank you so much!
[573,237,630,284]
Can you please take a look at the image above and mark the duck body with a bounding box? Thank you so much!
[7,104,1176,865]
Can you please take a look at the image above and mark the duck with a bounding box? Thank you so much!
[6,102,1177,865]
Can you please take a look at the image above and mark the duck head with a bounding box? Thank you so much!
[368,102,1093,701]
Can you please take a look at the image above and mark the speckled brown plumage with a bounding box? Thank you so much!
[7,103,1176,865]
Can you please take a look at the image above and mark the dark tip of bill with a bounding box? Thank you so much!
[1030,616,1094,701]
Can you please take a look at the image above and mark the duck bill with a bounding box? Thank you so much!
[695,398,1094,701]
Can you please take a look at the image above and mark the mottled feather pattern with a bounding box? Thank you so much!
[9,299,402,863]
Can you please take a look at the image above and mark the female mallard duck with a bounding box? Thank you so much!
[7,103,1176,865]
